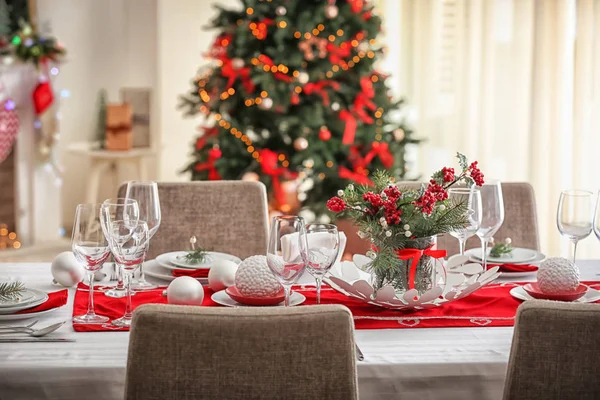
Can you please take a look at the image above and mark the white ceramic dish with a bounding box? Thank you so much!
[0,290,36,308]
[211,290,306,307]
[0,289,49,314]
[156,251,241,271]
[509,286,600,303]
[469,247,538,264]
[144,260,208,285]
[0,307,64,321]
[465,248,546,265]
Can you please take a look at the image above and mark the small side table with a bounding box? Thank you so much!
[68,142,156,204]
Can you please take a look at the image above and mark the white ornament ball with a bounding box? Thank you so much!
[231,57,245,69]
[393,128,405,141]
[358,42,369,52]
[297,71,309,85]
[260,97,273,110]
[235,255,282,297]
[331,102,341,111]
[242,172,259,181]
[537,257,580,294]
[325,4,339,18]
[208,260,239,292]
[276,6,287,16]
[51,251,85,287]
[167,277,205,305]
[294,137,309,151]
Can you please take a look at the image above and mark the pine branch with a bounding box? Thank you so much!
[0,281,25,302]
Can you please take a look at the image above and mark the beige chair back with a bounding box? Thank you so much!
[125,304,359,400]
[118,181,269,260]
[503,301,600,399]
[371,182,540,256]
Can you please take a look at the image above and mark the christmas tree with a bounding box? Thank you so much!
[180,0,418,216]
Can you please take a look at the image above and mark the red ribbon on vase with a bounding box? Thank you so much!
[259,149,298,206]
[395,246,447,290]
[194,147,222,180]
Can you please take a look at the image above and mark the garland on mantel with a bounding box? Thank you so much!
[0,21,65,67]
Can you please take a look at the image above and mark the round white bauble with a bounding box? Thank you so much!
[537,257,580,294]
[208,260,239,292]
[235,255,282,297]
[51,251,85,287]
[393,128,405,141]
[231,57,245,69]
[325,4,339,18]
[331,102,341,111]
[297,71,309,85]
[276,6,287,16]
[294,137,309,151]
[167,277,205,305]
[259,97,273,110]
[358,42,369,52]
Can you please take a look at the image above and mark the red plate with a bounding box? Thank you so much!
[523,283,587,301]
[225,286,285,306]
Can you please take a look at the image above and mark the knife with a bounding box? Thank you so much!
[0,338,75,343]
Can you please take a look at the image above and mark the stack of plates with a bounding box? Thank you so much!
[464,247,546,278]
[144,251,242,284]
[0,288,52,321]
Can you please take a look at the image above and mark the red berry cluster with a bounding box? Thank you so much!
[413,180,448,214]
[384,200,402,225]
[363,192,385,209]
[469,162,485,186]
[441,167,455,183]
[383,185,401,201]
[326,197,346,213]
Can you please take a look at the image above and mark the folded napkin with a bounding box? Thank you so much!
[16,289,68,314]
[172,268,210,278]
[281,231,347,264]
[487,263,538,273]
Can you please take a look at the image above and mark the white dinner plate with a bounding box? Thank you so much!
[497,270,539,279]
[465,248,545,265]
[0,290,36,308]
[156,251,241,271]
[211,290,306,307]
[0,289,49,314]
[144,260,208,285]
[0,306,64,321]
[469,247,538,264]
[509,286,600,303]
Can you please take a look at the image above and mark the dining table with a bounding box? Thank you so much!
[0,259,598,400]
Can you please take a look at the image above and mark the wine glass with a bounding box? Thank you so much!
[266,216,308,307]
[593,191,600,241]
[557,190,593,266]
[475,181,505,269]
[125,181,160,290]
[100,198,139,298]
[72,204,111,324]
[107,220,149,327]
[448,188,482,255]
[306,224,340,304]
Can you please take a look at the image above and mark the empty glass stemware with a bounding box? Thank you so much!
[72,204,111,324]
[475,181,505,269]
[594,191,600,241]
[100,198,139,298]
[266,216,308,307]
[125,181,160,290]
[306,224,340,304]
[107,220,149,328]
[447,188,482,255]
[557,190,593,266]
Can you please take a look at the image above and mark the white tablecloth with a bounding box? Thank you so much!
[1,260,598,400]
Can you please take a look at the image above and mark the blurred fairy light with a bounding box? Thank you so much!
[33,120,42,129]
[60,89,70,98]
[50,67,59,76]
[4,100,15,110]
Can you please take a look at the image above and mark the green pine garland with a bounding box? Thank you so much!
[0,281,25,302]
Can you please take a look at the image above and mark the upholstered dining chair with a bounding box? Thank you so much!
[125,304,359,400]
[340,181,539,256]
[118,181,269,260]
[503,301,600,400]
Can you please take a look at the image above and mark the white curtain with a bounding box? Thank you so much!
[378,0,600,258]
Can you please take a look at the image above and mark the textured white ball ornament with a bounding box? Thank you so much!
[235,255,282,297]
[167,277,205,305]
[537,257,580,294]
[208,260,239,292]
[51,251,85,287]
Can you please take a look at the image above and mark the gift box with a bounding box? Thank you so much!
[105,103,133,151]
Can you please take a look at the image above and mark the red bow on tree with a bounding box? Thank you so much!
[220,57,255,94]
[194,126,219,151]
[326,41,352,65]
[338,166,373,186]
[361,142,394,169]
[194,148,222,180]
[259,149,298,206]
[339,76,377,144]
[348,0,365,13]
[303,80,340,106]
[258,54,293,82]
[208,34,231,59]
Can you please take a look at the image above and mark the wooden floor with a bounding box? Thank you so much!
[0,239,71,262]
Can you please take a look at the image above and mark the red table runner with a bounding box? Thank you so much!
[73,282,600,332]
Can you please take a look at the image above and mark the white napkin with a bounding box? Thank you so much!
[281,231,347,264]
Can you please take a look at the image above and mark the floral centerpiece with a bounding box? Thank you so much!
[326,153,484,294]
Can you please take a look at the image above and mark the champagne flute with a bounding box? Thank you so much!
[266,216,308,307]
[108,220,149,327]
[306,224,340,304]
[475,181,504,269]
[72,204,111,324]
[557,190,593,266]
[100,198,139,298]
[125,181,160,290]
[448,188,482,255]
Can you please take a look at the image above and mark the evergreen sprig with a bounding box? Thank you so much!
[181,248,210,264]
[490,240,514,258]
[0,281,25,302]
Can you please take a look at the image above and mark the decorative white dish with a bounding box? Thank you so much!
[0,307,63,321]
[156,251,241,271]
[0,289,49,314]
[467,247,539,264]
[144,260,208,284]
[211,290,305,307]
[510,285,600,303]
